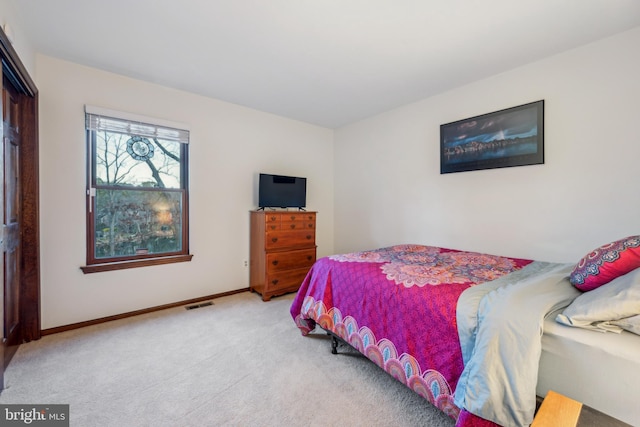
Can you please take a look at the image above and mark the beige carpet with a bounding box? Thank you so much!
[0,292,455,427]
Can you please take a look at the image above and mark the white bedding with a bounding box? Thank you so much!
[456,262,640,426]
[538,311,640,426]
[455,262,579,427]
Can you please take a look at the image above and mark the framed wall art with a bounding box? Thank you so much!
[440,100,544,174]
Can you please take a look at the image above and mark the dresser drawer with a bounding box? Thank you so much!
[265,230,315,249]
[265,222,280,231]
[280,220,314,230]
[265,268,310,292]
[280,212,314,221]
[265,213,282,223]
[266,248,316,273]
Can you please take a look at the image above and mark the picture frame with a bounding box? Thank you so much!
[440,100,544,174]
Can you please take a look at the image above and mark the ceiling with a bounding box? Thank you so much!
[11,0,640,128]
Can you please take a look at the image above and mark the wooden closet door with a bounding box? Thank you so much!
[2,75,21,352]
[0,27,41,391]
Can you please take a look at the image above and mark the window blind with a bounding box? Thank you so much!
[85,105,190,144]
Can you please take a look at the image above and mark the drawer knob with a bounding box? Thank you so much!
[271,279,279,285]
[306,235,312,240]
[270,216,277,221]
[307,256,313,261]
[271,237,278,243]
[270,225,277,230]
[308,223,313,228]
[290,224,296,229]
[272,260,279,266]
[290,215,296,220]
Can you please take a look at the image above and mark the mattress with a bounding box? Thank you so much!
[538,311,640,426]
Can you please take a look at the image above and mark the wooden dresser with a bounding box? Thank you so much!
[249,210,317,301]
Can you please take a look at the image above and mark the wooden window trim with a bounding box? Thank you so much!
[81,253,193,274]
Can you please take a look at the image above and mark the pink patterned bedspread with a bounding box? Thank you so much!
[290,244,532,426]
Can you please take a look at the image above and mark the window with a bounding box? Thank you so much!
[81,107,192,273]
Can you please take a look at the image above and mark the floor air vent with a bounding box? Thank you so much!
[185,301,213,310]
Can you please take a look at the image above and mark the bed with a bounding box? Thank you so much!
[289,240,640,427]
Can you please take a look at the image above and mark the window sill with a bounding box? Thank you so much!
[81,254,193,274]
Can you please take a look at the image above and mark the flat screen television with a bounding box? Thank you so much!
[258,173,307,209]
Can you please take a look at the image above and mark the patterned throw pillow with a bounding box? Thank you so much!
[570,235,640,291]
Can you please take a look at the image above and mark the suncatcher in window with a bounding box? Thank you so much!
[82,107,192,273]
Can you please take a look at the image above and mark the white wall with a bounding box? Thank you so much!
[334,27,640,264]
[36,55,334,329]
[0,0,36,73]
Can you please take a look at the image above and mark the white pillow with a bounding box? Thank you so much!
[555,267,640,333]
[611,314,640,335]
